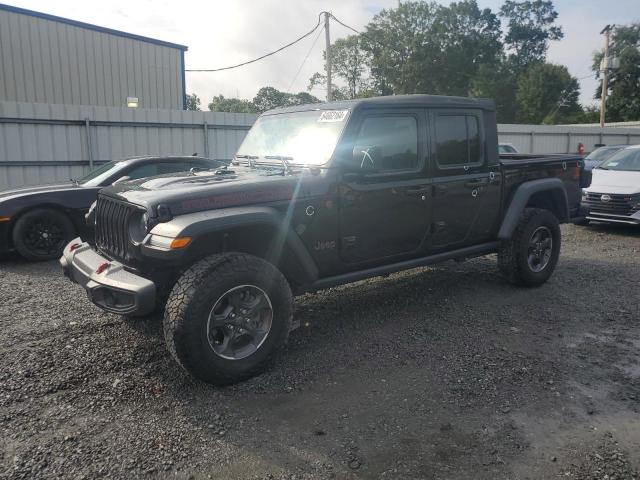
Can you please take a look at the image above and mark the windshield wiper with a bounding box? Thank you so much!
[264,155,294,174]
[70,178,79,186]
[234,154,259,167]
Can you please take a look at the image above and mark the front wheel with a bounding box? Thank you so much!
[498,208,561,287]
[12,208,76,261]
[163,253,293,385]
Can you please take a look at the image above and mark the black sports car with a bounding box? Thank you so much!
[0,156,223,261]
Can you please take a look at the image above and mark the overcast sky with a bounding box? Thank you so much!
[7,0,640,107]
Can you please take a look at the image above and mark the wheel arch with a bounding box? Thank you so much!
[151,206,319,291]
[498,178,569,239]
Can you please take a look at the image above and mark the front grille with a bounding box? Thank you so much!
[584,192,640,216]
[95,196,138,259]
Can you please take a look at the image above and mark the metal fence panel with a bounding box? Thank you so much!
[497,123,640,154]
[2,100,640,190]
[0,101,257,190]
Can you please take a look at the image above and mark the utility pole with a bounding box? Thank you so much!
[600,24,613,128]
[324,11,332,102]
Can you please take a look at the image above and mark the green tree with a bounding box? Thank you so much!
[361,0,503,96]
[592,23,640,122]
[515,63,581,124]
[208,95,258,113]
[308,35,373,99]
[253,86,319,113]
[470,63,518,123]
[499,0,563,71]
[185,93,201,111]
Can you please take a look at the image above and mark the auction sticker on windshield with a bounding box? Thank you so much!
[318,110,349,122]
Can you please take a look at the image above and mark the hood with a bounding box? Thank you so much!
[586,169,640,195]
[102,165,329,217]
[0,182,79,201]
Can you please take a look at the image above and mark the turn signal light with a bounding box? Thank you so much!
[69,243,81,252]
[0,216,10,222]
[96,262,110,274]
[170,237,192,249]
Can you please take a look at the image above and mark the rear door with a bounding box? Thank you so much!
[429,110,499,248]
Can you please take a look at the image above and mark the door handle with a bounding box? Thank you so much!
[405,186,431,196]
[465,178,488,188]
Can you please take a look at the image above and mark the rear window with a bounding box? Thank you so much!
[435,115,482,167]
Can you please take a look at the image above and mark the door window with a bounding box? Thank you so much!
[126,161,199,180]
[354,116,418,172]
[435,114,482,167]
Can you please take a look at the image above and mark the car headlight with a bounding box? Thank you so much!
[128,211,149,244]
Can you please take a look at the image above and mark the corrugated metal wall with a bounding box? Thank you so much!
[0,5,185,109]
[0,101,257,190]
[498,124,640,154]
[2,100,640,190]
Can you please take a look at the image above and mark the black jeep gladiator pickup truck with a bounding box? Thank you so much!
[61,95,590,385]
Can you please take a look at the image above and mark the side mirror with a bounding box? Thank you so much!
[112,175,131,185]
[351,145,381,172]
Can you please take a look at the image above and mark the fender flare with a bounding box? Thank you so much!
[148,206,319,284]
[498,178,569,239]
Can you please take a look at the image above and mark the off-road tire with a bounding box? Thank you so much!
[163,253,293,385]
[12,208,75,261]
[498,208,561,287]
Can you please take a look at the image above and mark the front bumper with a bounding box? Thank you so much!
[586,211,640,225]
[60,238,156,315]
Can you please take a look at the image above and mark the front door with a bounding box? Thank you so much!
[338,110,431,264]
[429,110,497,248]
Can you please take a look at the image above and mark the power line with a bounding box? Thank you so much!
[186,13,324,73]
[287,24,325,93]
[329,12,405,56]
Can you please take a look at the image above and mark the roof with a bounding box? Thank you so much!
[264,94,496,115]
[0,3,188,51]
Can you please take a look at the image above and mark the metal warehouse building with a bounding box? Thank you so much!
[0,3,187,109]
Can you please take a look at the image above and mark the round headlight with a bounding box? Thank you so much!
[128,211,149,244]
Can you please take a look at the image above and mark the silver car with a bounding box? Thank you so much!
[581,145,640,225]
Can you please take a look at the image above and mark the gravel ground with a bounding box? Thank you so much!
[1,223,639,479]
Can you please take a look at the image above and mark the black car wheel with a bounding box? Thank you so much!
[163,253,293,385]
[498,208,561,287]
[12,208,76,261]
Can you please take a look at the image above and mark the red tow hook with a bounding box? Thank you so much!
[96,262,110,274]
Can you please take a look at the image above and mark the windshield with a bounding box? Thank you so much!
[598,148,640,171]
[77,161,125,186]
[585,146,624,162]
[499,144,517,154]
[236,109,349,166]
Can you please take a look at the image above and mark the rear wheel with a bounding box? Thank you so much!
[12,208,75,261]
[163,253,292,385]
[498,208,561,287]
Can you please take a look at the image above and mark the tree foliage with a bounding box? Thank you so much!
[515,63,581,124]
[185,93,201,111]
[592,23,640,122]
[207,88,320,114]
[253,87,320,113]
[308,35,373,99]
[499,0,563,71]
[208,95,258,113]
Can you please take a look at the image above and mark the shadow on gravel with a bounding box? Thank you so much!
[3,242,639,479]
[579,222,640,238]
